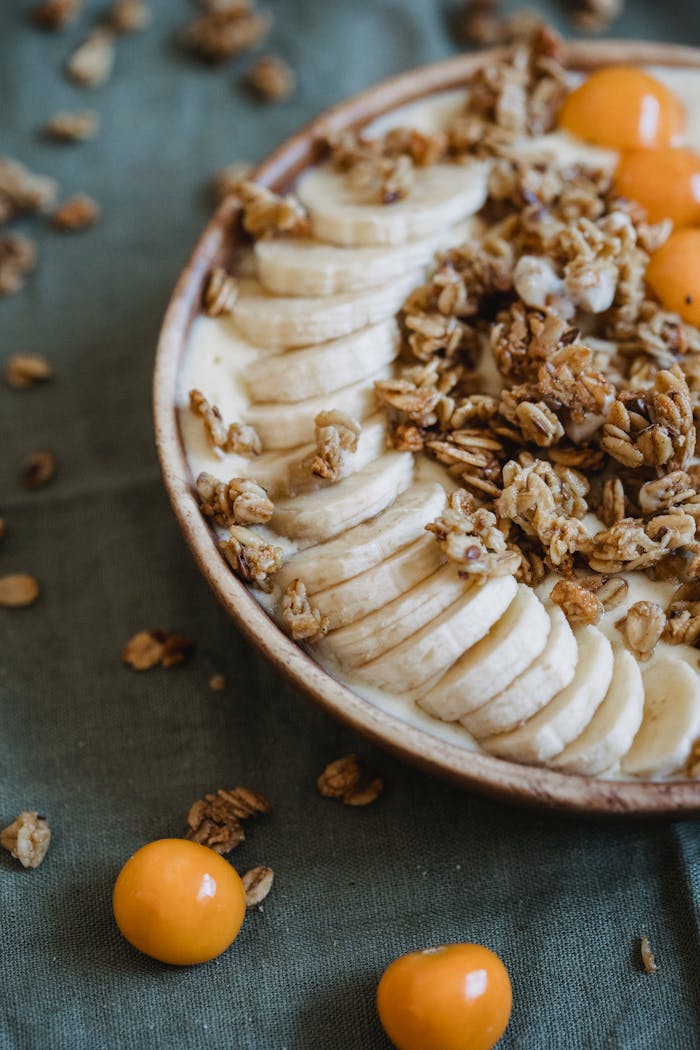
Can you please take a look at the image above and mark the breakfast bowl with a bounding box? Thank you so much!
[154,38,700,816]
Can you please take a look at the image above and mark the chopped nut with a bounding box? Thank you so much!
[196,472,273,526]
[203,267,238,316]
[183,8,272,62]
[66,29,116,88]
[0,234,38,297]
[43,110,99,142]
[31,0,81,29]
[22,450,57,489]
[242,865,274,907]
[0,157,57,224]
[0,574,40,608]
[619,601,666,661]
[233,180,310,239]
[246,55,295,102]
[185,786,270,854]
[209,673,226,691]
[640,934,658,974]
[212,161,253,203]
[122,629,195,670]
[5,353,53,389]
[280,579,329,642]
[0,812,51,869]
[317,755,384,807]
[550,579,602,625]
[111,0,151,33]
[189,390,262,454]
[221,525,283,591]
[52,194,100,232]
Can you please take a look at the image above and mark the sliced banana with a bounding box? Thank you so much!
[232,274,420,349]
[246,366,390,449]
[551,649,644,776]
[311,534,443,630]
[621,658,700,779]
[296,163,488,247]
[481,627,614,765]
[460,607,578,739]
[254,219,479,296]
[319,564,470,670]
[418,586,550,722]
[276,481,446,593]
[271,451,413,544]
[244,320,400,404]
[355,575,518,695]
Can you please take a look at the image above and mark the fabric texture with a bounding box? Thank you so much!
[2,1,700,1047]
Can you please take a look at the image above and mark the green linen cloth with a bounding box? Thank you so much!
[2,1,700,1046]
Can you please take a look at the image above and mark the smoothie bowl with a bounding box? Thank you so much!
[154,36,700,815]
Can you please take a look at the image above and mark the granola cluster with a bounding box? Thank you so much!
[299,410,361,483]
[189,389,262,454]
[232,180,310,239]
[280,579,329,642]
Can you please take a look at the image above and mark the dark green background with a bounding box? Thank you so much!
[2,1,700,1047]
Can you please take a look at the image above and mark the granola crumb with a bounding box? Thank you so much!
[111,0,151,33]
[189,389,262,454]
[212,161,253,203]
[246,55,295,102]
[209,673,226,691]
[43,110,99,143]
[183,8,272,62]
[618,601,666,661]
[196,472,273,526]
[31,0,82,30]
[281,579,329,642]
[5,353,53,390]
[122,629,195,670]
[550,578,603,625]
[221,525,284,591]
[66,29,116,88]
[242,865,274,907]
[640,934,658,974]
[22,450,57,490]
[185,786,270,854]
[203,266,238,316]
[52,194,100,232]
[0,157,58,224]
[0,574,40,608]
[317,754,384,807]
[0,234,38,297]
[0,812,51,869]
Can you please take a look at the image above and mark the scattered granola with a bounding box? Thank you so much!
[185,786,270,854]
[66,29,116,88]
[0,812,51,869]
[212,161,253,203]
[300,410,361,483]
[43,110,99,142]
[280,579,329,642]
[233,180,310,239]
[221,525,284,591]
[639,934,658,974]
[550,578,602,625]
[246,55,295,102]
[5,353,53,389]
[0,235,38,297]
[317,755,384,807]
[196,472,273,526]
[203,266,238,316]
[22,450,57,489]
[208,673,226,691]
[52,194,100,232]
[618,601,666,660]
[570,0,624,32]
[111,0,152,33]
[30,0,82,30]
[0,157,57,225]
[122,629,195,670]
[0,574,40,608]
[242,865,274,907]
[189,389,262,454]
[183,7,272,62]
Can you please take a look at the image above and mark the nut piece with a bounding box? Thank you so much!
[0,234,38,297]
[203,267,238,317]
[43,110,99,142]
[550,579,603,626]
[246,55,295,102]
[281,579,329,642]
[122,629,195,670]
[242,865,274,907]
[0,574,40,608]
[185,787,271,854]
[0,812,51,869]
[66,29,116,88]
[22,450,57,489]
[619,601,666,661]
[5,353,53,389]
[640,934,658,974]
[52,194,100,231]
[111,0,151,33]
[31,0,82,29]
[317,754,384,807]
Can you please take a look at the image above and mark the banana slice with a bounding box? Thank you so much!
[272,451,413,544]
[319,564,470,669]
[621,658,700,778]
[254,220,479,296]
[244,321,400,403]
[482,627,614,765]
[311,534,442,631]
[252,415,387,497]
[296,163,488,247]
[276,481,446,593]
[355,575,518,695]
[418,586,549,722]
[460,607,578,739]
[551,649,644,776]
[232,274,420,349]
[246,366,390,449]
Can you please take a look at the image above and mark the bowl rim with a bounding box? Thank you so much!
[154,39,700,817]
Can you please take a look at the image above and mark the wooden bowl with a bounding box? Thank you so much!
[154,40,700,817]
